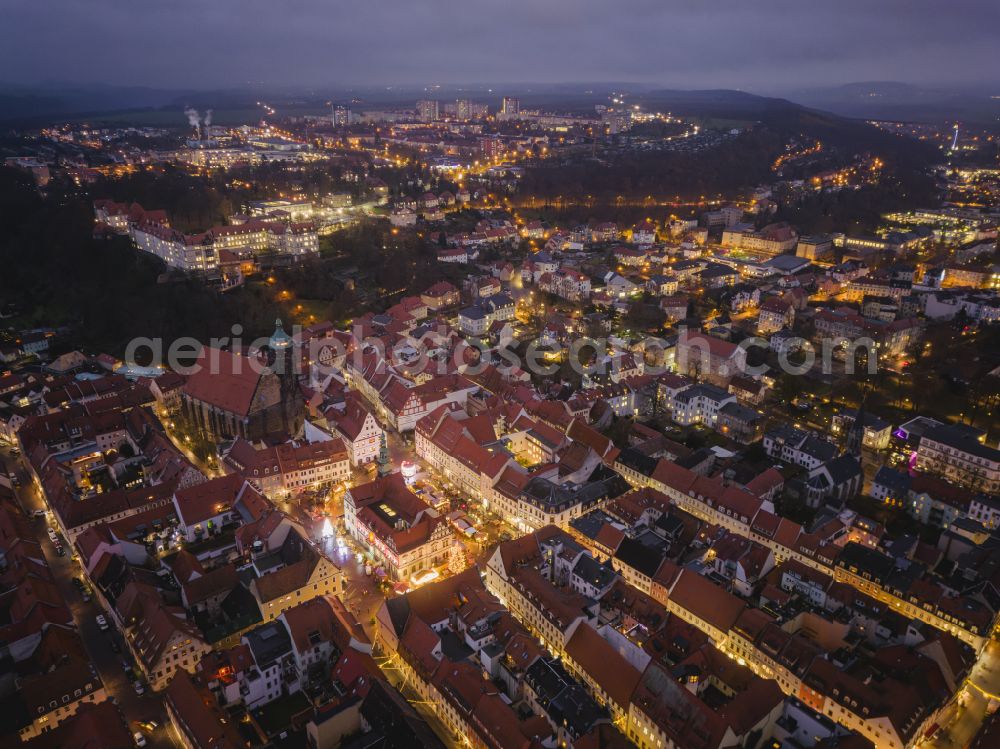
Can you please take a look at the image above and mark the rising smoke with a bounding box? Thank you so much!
[183,107,212,138]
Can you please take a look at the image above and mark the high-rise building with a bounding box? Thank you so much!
[455,99,472,121]
[501,96,520,116]
[602,110,632,134]
[332,105,351,127]
[416,99,439,122]
[478,136,504,159]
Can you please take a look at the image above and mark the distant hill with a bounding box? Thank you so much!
[0,82,196,123]
[638,88,797,115]
[781,82,1000,125]
[4,79,988,143]
[636,88,851,133]
[634,88,939,162]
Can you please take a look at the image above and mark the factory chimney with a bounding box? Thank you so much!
[184,107,201,140]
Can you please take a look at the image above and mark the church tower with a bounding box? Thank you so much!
[846,399,866,457]
[267,318,304,438]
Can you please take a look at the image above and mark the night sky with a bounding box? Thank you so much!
[3,0,998,92]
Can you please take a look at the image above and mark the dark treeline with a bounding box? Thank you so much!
[311,220,464,302]
[520,129,785,203]
[518,109,939,226]
[0,168,281,353]
[96,166,233,233]
[94,160,363,233]
[772,170,939,235]
[0,169,466,356]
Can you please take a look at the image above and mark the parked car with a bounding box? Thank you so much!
[55,544,66,556]
[133,681,145,696]
[136,720,158,733]
[133,731,147,747]
[30,509,45,518]
[96,614,109,631]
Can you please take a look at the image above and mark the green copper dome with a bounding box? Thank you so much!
[270,318,292,349]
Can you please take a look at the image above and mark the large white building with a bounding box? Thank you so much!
[457,293,515,336]
[247,198,315,222]
[670,383,736,426]
[916,424,1000,495]
[538,268,591,301]
[130,219,319,273]
[721,222,797,256]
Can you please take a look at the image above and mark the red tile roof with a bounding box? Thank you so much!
[283,595,369,656]
[669,569,746,633]
[332,647,382,698]
[17,701,132,749]
[565,622,641,710]
[165,671,246,749]
[679,331,739,359]
[181,347,266,416]
[181,564,239,606]
[173,473,246,527]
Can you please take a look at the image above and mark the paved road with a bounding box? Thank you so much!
[920,638,1000,749]
[1,446,178,748]
[371,646,462,749]
[320,533,385,633]
[274,483,386,637]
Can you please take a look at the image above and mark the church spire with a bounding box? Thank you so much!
[846,397,866,457]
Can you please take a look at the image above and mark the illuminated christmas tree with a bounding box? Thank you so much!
[377,431,391,477]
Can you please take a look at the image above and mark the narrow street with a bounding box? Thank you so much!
[921,638,1000,749]
[370,647,462,749]
[1,446,179,749]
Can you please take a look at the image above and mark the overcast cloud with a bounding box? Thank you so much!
[2,0,998,91]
